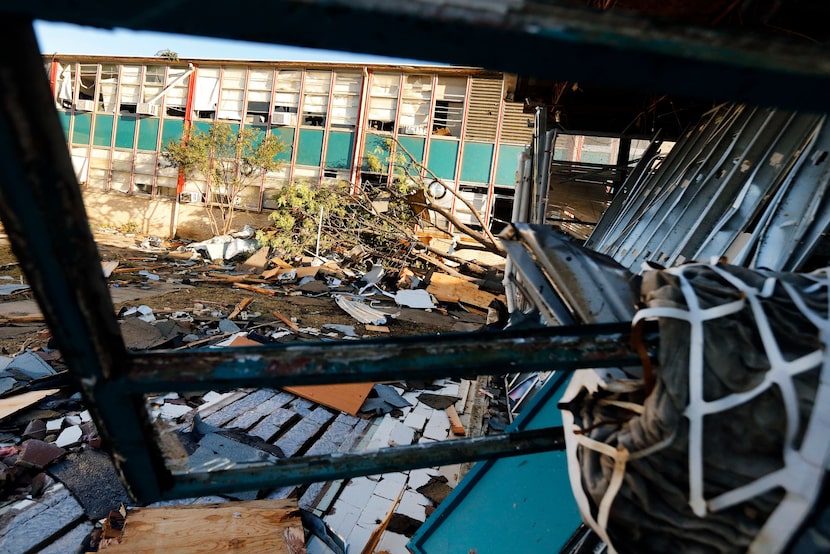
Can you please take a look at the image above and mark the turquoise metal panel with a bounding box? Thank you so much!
[161,119,184,147]
[191,120,213,136]
[581,151,611,164]
[137,118,160,151]
[114,116,136,149]
[71,112,91,145]
[273,127,294,163]
[427,138,459,180]
[93,114,113,147]
[248,124,267,149]
[57,111,71,140]
[495,144,524,186]
[362,132,389,170]
[398,135,425,165]
[460,142,494,183]
[325,130,354,169]
[296,128,324,166]
[410,373,582,553]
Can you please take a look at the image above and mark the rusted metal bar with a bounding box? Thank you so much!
[164,427,565,500]
[125,323,643,393]
[0,20,167,500]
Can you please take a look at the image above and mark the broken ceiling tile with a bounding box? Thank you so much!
[422,410,451,441]
[7,351,56,380]
[377,531,411,554]
[388,423,415,447]
[396,490,429,522]
[54,426,82,448]
[101,260,119,278]
[402,411,427,431]
[394,289,436,309]
[218,318,241,334]
[406,468,436,491]
[337,477,378,511]
[356,494,394,528]
[372,473,408,502]
[16,439,65,470]
[158,402,193,420]
[79,410,91,423]
[45,417,64,432]
[322,324,357,337]
[23,419,47,440]
[64,415,82,426]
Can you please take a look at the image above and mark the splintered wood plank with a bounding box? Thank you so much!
[426,272,505,310]
[446,405,466,436]
[228,337,373,415]
[0,389,60,421]
[99,499,303,553]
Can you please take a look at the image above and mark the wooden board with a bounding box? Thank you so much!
[99,499,303,553]
[230,336,373,416]
[426,272,505,310]
[0,389,60,421]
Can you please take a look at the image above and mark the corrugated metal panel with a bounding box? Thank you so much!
[501,101,533,145]
[465,77,502,142]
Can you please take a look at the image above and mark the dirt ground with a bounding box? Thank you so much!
[0,229,486,354]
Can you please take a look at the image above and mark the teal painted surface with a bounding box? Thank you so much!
[362,133,389,170]
[495,144,524,186]
[273,127,294,163]
[460,142,494,183]
[427,138,459,180]
[398,136,425,165]
[115,116,136,149]
[191,120,213,136]
[248,125,267,149]
[137,118,160,151]
[57,111,71,140]
[71,113,91,145]
[410,373,581,554]
[325,131,354,169]
[581,151,611,164]
[297,129,324,166]
[93,114,113,147]
[161,119,185,147]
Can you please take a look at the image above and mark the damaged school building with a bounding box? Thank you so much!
[2,1,830,553]
[48,55,664,240]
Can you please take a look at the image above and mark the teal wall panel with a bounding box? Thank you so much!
[398,136,425,165]
[296,129,324,166]
[362,133,389,170]
[248,125,267,149]
[115,116,136,149]
[93,114,113,147]
[71,113,91,145]
[57,111,71,140]
[581,151,611,164]
[273,127,294,163]
[426,138,459,180]
[137,118,160,151]
[460,142,494,183]
[191,120,213,136]
[161,119,185,147]
[495,144,524,187]
[325,131,354,169]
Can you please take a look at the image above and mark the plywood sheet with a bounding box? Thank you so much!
[99,499,303,553]
[426,272,505,310]
[0,389,60,421]
[229,336,373,415]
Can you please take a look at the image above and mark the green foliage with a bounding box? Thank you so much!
[155,49,179,61]
[162,122,286,235]
[257,180,417,262]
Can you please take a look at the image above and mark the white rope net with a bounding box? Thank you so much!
[561,263,830,553]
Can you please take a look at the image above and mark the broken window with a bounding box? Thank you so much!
[330,72,361,129]
[218,68,246,121]
[56,63,75,110]
[301,71,330,127]
[163,67,190,118]
[367,73,400,133]
[453,184,487,231]
[433,77,466,137]
[272,70,301,127]
[246,69,273,124]
[97,64,119,113]
[193,67,220,120]
[74,64,98,113]
[398,74,431,136]
[119,66,141,114]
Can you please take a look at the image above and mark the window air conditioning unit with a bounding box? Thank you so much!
[74,99,95,112]
[270,112,295,126]
[137,102,160,117]
[179,191,201,203]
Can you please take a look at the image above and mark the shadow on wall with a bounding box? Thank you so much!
[81,190,271,241]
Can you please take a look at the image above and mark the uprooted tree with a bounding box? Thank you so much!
[256,136,506,282]
[162,122,286,236]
